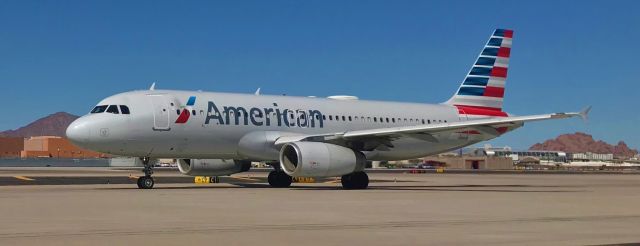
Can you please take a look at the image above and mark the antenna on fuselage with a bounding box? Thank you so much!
[254,88,261,95]
[149,82,156,91]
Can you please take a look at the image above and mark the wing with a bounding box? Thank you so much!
[274,107,590,151]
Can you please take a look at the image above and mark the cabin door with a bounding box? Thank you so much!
[149,95,171,131]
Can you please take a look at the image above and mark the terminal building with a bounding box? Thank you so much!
[476,148,569,163]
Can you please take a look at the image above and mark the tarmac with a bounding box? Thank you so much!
[0,168,639,245]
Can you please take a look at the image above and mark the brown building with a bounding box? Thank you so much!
[421,156,513,169]
[0,137,24,158]
[21,136,107,158]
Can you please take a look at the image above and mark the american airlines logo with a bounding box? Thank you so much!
[175,96,196,124]
[205,101,324,128]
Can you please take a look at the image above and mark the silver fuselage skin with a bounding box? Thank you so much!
[66,90,521,161]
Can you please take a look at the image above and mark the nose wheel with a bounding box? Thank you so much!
[137,157,155,189]
[137,176,154,189]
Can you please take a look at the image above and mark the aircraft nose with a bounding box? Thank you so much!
[66,117,91,146]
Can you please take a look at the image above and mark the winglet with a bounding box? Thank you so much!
[255,88,261,95]
[149,82,156,91]
[579,106,591,122]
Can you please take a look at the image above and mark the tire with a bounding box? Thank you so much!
[341,172,369,190]
[138,176,154,189]
[268,171,292,188]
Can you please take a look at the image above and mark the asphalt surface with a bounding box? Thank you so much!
[0,168,639,245]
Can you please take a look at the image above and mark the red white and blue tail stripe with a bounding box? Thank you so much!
[445,29,513,117]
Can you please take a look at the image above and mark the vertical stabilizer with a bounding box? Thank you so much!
[445,29,513,117]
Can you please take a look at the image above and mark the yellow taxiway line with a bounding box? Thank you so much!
[324,179,340,184]
[14,176,35,181]
[230,176,259,182]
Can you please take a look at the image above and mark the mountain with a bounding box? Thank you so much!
[529,132,638,159]
[0,112,79,138]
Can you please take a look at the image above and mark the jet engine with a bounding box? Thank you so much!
[177,159,251,176]
[279,142,366,177]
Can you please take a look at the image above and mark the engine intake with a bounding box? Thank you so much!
[178,159,251,176]
[279,142,365,177]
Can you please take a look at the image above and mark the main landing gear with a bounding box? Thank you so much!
[268,170,292,188]
[341,171,369,190]
[137,157,155,189]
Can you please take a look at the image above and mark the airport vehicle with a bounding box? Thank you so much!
[66,29,589,189]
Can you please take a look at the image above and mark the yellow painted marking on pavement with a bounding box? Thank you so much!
[324,178,340,184]
[230,176,259,182]
[14,176,35,181]
[128,175,139,179]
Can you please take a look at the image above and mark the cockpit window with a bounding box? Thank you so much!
[91,105,108,114]
[120,105,130,114]
[106,105,120,114]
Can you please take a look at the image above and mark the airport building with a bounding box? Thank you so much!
[0,137,25,158]
[571,152,614,161]
[475,148,569,163]
[20,136,106,158]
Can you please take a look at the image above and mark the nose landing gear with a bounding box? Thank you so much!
[137,157,155,189]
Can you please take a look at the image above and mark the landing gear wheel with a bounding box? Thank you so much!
[268,171,292,188]
[341,172,369,190]
[137,176,154,189]
[137,157,155,189]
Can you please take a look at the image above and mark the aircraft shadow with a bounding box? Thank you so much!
[99,183,583,193]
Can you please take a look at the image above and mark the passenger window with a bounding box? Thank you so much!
[176,110,181,115]
[374,117,377,122]
[336,116,340,121]
[329,115,333,120]
[91,105,108,114]
[349,116,352,121]
[120,105,130,114]
[323,115,326,120]
[106,105,119,114]
[386,118,389,123]
[192,110,196,116]
[421,119,425,124]
[392,118,396,123]
[342,116,346,121]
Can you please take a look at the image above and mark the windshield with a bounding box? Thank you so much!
[106,105,119,114]
[90,105,108,114]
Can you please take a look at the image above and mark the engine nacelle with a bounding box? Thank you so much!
[279,142,366,177]
[178,159,251,176]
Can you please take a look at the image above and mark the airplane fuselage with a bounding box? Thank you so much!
[68,90,518,161]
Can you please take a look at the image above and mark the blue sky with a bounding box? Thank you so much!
[1,0,638,149]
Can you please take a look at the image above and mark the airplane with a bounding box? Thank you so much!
[65,29,589,190]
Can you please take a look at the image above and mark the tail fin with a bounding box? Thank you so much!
[445,29,513,117]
